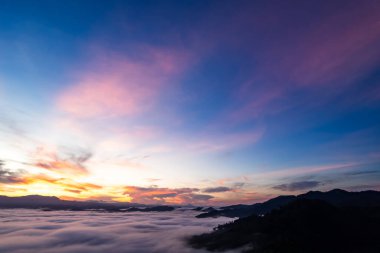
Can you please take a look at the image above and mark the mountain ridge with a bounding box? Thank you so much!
[196,189,380,218]
[0,195,176,212]
[189,198,380,252]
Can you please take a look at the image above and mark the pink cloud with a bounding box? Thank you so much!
[147,128,265,155]
[122,186,212,205]
[229,86,284,122]
[31,146,92,176]
[185,128,264,153]
[285,4,380,87]
[220,2,380,123]
[237,2,380,89]
[369,152,380,159]
[256,162,358,179]
[57,46,191,118]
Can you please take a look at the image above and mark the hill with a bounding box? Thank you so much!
[189,198,380,252]
[0,195,175,212]
[196,189,380,218]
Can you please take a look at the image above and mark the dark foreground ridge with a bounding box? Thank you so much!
[189,198,380,253]
[0,195,175,212]
[196,189,380,218]
[189,190,380,253]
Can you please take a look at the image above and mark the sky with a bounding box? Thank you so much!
[0,0,380,205]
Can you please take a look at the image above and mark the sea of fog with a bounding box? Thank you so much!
[0,208,235,253]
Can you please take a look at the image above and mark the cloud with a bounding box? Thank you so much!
[153,193,177,198]
[57,46,191,118]
[0,113,27,138]
[273,181,321,192]
[184,128,265,153]
[33,148,92,176]
[0,161,103,197]
[213,0,380,123]
[0,161,26,184]
[203,186,232,193]
[346,170,380,176]
[0,209,234,253]
[123,186,210,205]
[146,178,161,183]
[185,194,214,201]
[256,162,357,179]
[35,160,88,176]
[232,182,245,189]
[346,184,380,191]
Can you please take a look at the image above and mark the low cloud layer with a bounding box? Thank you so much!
[0,209,235,253]
[273,181,321,192]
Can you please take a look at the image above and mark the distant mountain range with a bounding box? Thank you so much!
[196,189,380,218]
[0,195,174,212]
[2,189,380,215]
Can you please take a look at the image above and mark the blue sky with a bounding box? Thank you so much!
[0,0,379,204]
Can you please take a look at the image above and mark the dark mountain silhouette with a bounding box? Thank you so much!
[0,195,62,206]
[189,198,380,252]
[0,195,175,212]
[298,189,380,206]
[196,195,296,218]
[196,189,380,218]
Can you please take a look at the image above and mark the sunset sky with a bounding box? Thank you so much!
[0,0,380,205]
